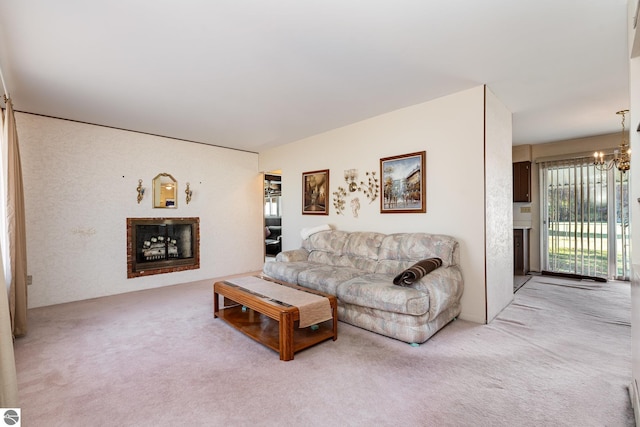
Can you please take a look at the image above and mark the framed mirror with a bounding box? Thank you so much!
[153,173,177,208]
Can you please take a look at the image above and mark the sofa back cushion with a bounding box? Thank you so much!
[300,230,458,273]
[307,251,379,272]
[308,250,345,266]
[302,230,349,254]
[377,233,458,267]
[374,259,414,275]
[343,232,386,260]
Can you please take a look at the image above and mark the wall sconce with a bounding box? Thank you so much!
[344,169,358,192]
[185,182,193,204]
[136,179,145,204]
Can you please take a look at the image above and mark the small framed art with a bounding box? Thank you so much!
[302,169,329,215]
[380,151,426,213]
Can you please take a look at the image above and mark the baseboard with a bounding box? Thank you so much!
[541,270,607,282]
[628,379,640,426]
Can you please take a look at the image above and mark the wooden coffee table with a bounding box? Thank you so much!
[213,276,337,361]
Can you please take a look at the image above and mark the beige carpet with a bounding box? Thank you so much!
[14,275,633,426]
[513,274,532,292]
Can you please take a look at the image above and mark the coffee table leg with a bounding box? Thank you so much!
[279,311,294,361]
[213,288,219,318]
[331,300,338,341]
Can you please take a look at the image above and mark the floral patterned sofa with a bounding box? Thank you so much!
[262,230,464,344]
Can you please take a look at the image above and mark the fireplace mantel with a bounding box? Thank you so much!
[127,217,200,278]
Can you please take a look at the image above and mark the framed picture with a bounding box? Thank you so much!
[380,151,426,213]
[302,169,329,215]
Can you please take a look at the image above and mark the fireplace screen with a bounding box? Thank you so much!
[127,217,200,278]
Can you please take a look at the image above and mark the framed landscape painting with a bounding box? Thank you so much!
[380,151,426,213]
[302,169,329,215]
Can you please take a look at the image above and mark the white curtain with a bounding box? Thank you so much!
[0,246,17,407]
[0,98,9,291]
[0,101,18,406]
[4,99,27,337]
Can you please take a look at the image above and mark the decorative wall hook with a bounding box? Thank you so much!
[136,179,145,204]
[185,182,193,204]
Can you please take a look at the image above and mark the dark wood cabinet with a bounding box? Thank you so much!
[514,228,530,275]
[513,161,531,202]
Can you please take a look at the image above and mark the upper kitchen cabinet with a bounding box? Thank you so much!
[513,161,531,203]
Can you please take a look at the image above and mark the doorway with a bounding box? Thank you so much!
[264,173,282,258]
[540,157,630,280]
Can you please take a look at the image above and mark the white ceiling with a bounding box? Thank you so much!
[0,1,631,153]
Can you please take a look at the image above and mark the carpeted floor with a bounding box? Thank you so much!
[513,274,532,292]
[14,275,634,426]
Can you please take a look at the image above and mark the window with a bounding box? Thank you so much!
[540,157,629,280]
[264,196,281,217]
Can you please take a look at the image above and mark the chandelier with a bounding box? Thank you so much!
[593,109,630,173]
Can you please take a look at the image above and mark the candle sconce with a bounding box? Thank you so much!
[185,182,193,204]
[136,179,145,204]
[344,169,358,192]
[335,168,379,215]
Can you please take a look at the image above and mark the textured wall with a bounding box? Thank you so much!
[484,87,514,322]
[18,113,263,307]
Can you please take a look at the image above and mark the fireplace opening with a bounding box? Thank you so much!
[127,217,200,278]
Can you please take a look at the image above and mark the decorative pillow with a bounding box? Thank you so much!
[393,258,442,286]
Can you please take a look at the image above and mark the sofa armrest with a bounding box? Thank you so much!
[275,248,309,262]
[411,266,464,321]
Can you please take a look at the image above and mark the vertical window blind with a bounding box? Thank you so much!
[539,155,629,280]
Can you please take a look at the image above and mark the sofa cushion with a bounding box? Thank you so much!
[276,249,309,262]
[300,224,331,239]
[306,251,377,273]
[337,274,430,316]
[374,259,413,275]
[342,232,386,260]
[308,250,344,267]
[344,255,379,273]
[302,230,349,255]
[263,261,319,284]
[298,266,364,295]
[378,233,457,267]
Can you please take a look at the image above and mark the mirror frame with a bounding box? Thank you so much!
[152,173,178,208]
